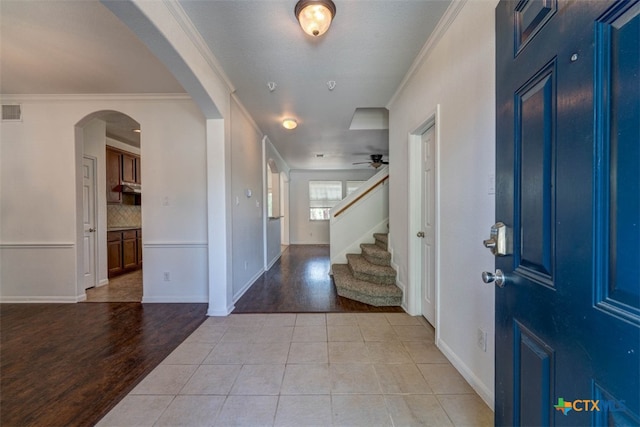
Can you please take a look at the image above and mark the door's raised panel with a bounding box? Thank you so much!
[122,153,136,183]
[515,0,557,55]
[594,382,640,426]
[107,239,123,277]
[515,61,556,288]
[83,235,91,275]
[106,148,122,204]
[514,321,554,427]
[595,2,640,326]
[83,186,91,224]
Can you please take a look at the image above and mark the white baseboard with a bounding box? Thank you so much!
[208,304,235,317]
[437,338,495,411]
[266,252,282,271]
[0,296,77,303]
[141,296,208,303]
[288,241,330,245]
[233,269,265,303]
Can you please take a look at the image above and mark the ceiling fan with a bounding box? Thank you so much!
[353,154,389,169]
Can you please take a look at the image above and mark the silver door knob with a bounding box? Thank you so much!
[89,228,96,232]
[482,269,505,288]
[417,231,425,238]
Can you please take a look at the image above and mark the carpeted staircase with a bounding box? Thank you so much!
[331,233,403,306]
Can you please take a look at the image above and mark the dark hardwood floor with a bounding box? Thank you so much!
[1,245,401,426]
[233,245,404,313]
[0,303,207,427]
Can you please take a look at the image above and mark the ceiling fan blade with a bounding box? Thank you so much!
[352,161,371,165]
[381,161,389,164]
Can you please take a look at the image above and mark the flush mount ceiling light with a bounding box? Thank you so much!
[282,118,298,130]
[295,0,336,37]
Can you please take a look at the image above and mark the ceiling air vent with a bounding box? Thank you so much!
[2,104,22,121]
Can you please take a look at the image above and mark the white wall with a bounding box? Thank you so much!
[289,169,376,244]
[229,98,265,300]
[0,95,209,303]
[387,0,498,407]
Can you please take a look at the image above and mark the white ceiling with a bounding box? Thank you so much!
[0,0,452,169]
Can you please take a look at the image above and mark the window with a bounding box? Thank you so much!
[309,181,342,220]
[346,181,365,197]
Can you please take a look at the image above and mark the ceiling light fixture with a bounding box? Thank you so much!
[294,0,336,37]
[282,118,298,130]
[132,129,141,133]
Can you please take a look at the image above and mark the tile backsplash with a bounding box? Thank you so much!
[107,204,141,228]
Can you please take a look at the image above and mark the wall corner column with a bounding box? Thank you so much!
[206,118,233,316]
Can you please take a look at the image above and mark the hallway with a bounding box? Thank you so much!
[234,245,404,313]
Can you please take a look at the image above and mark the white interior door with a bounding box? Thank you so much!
[420,126,436,325]
[82,156,97,289]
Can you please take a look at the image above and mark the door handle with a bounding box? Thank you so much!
[89,228,96,232]
[482,269,505,288]
[417,231,425,238]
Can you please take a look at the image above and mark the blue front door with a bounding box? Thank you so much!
[494,1,639,425]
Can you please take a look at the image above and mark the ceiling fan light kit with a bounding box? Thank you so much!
[353,154,389,169]
[295,0,336,37]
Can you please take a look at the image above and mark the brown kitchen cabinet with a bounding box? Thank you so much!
[122,230,137,270]
[137,229,143,265]
[106,148,122,204]
[106,147,141,204]
[122,153,137,184]
[107,228,142,278]
[107,231,123,276]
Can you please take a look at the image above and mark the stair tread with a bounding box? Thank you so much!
[360,243,391,259]
[332,264,402,298]
[347,254,396,278]
[373,233,388,243]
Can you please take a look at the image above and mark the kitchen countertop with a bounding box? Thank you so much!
[107,226,141,232]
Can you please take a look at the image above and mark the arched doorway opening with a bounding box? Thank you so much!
[75,110,143,302]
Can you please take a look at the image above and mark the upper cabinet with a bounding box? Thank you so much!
[122,153,137,184]
[106,146,141,204]
[106,147,122,204]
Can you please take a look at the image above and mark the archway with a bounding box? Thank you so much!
[75,110,142,302]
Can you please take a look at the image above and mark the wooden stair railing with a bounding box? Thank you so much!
[333,174,389,218]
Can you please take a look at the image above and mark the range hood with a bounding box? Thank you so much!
[115,182,141,194]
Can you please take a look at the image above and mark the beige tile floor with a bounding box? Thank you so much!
[98,313,493,427]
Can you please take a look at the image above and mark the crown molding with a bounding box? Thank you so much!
[387,0,468,108]
[162,0,236,95]
[0,93,192,103]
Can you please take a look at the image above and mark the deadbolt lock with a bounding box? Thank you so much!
[483,222,512,256]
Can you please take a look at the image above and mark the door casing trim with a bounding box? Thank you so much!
[407,104,441,342]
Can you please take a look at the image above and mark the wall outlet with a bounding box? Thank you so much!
[477,328,487,352]
[163,272,170,281]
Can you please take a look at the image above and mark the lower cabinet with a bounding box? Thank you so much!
[108,229,142,278]
[107,232,123,277]
[122,230,137,270]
